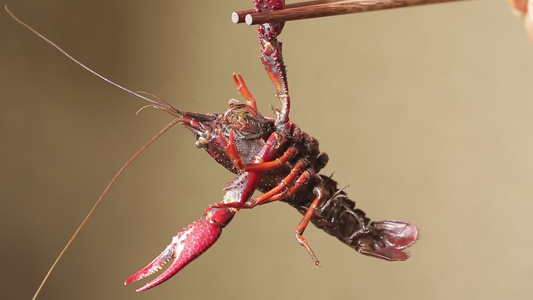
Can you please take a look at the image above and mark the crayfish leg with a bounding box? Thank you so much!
[244,146,298,172]
[294,186,324,267]
[232,73,257,110]
[217,130,244,170]
[247,162,310,207]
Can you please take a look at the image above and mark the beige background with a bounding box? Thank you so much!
[2,1,533,299]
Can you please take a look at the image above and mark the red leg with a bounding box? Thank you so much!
[295,186,324,267]
[219,128,295,173]
[246,166,311,208]
[244,146,297,172]
[246,161,305,206]
[218,130,244,170]
[233,73,257,110]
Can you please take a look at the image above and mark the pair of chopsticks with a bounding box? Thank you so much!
[232,0,468,25]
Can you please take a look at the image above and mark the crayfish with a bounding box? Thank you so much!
[122,0,418,292]
[9,0,419,296]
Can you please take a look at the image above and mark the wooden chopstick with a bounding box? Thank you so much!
[232,0,469,25]
[231,0,337,23]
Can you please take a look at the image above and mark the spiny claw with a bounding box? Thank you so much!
[358,221,419,262]
[124,211,231,292]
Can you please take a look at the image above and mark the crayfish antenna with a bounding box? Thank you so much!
[5,5,180,117]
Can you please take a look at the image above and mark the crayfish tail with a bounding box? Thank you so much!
[358,221,419,261]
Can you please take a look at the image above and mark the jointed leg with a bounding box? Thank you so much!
[295,186,324,267]
[233,73,257,110]
[244,146,297,172]
[246,165,313,207]
[218,127,297,173]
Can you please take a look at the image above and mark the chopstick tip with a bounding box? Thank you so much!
[245,14,253,25]
[231,12,241,24]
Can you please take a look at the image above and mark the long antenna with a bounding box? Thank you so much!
[4,6,183,299]
[5,5,180,117]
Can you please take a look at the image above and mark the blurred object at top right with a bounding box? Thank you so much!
[508,0,533,42]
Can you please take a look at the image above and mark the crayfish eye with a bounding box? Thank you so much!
[195,136,208,148]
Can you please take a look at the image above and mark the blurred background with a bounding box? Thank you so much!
[2,1,532,299]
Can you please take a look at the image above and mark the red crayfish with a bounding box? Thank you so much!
[8,0,419,297]
[123,0,418,292]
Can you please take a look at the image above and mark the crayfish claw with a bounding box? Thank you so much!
[124,218,224,292]
[124,242,175,287]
